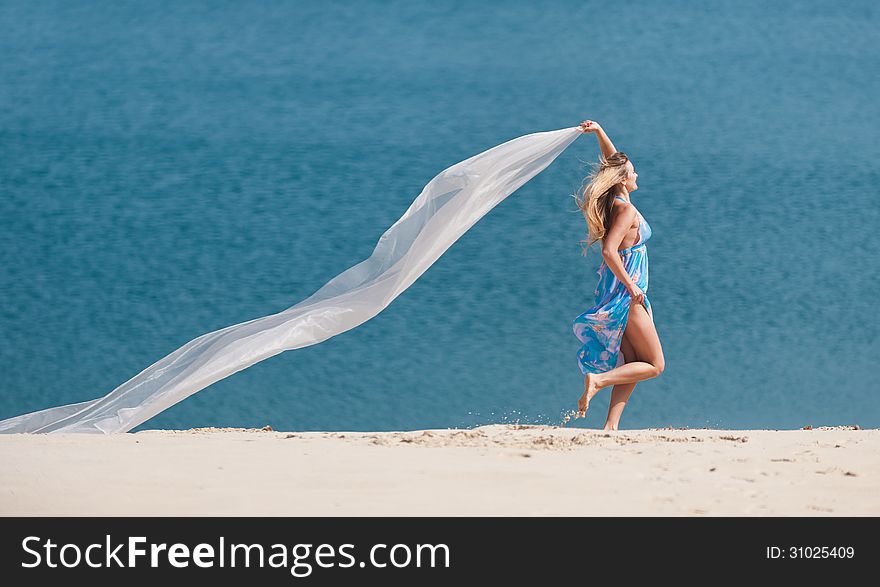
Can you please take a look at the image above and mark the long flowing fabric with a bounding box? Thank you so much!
[0,126,583,434]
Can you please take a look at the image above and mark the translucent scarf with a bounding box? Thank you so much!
[0,126,583,433]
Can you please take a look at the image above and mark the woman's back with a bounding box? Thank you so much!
[607,194,651,251]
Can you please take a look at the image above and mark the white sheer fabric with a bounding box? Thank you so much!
[0,126,583,434]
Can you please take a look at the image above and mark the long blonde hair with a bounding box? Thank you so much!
[572,151,630,254]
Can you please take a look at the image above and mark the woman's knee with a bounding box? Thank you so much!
[652,356,665,376]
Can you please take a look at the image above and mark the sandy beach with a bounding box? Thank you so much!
[1,424,876,516]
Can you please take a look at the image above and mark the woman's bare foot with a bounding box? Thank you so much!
[577,373,602,417]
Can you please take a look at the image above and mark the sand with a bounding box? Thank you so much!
[0,424,876,516]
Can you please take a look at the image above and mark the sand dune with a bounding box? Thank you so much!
[1,424,876,516]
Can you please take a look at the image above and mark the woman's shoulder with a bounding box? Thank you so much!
[611,198,636,215]
[611,194,632,207]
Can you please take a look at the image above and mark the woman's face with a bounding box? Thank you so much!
[623,161,638,192]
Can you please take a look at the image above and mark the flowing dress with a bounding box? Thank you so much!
[573,195,654,375]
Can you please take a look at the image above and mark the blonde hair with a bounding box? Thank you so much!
[572,151,630,255]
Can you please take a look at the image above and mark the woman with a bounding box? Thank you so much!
[571,120,665,430]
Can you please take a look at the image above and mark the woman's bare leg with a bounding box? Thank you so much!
[578,301,664,417]
[604,331,636,431]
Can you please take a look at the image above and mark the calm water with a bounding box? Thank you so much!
[1,0,877,431]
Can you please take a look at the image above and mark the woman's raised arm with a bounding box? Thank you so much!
[579,120,617,159]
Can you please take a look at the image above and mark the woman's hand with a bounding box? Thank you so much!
[627,281,646,307]
[579,119,602,133]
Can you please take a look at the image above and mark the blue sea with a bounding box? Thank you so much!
[1,0,877,431]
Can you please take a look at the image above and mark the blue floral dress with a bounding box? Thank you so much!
[573,195,654,375]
